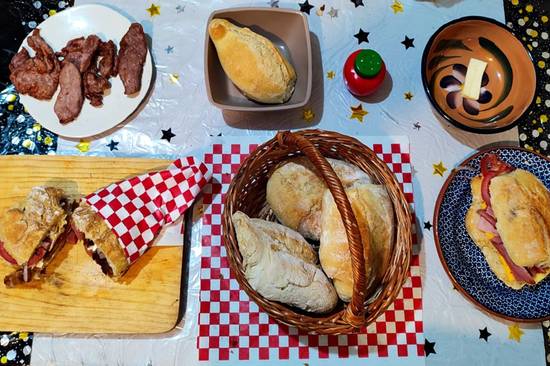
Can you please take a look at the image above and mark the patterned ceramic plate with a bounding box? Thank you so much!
[434,146,550,322]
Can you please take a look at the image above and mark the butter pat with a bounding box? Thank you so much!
[461,58,488,100]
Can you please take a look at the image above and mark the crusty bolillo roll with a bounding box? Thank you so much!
[71,202,129,278]
[0,187,73,287]
[266,157,372,241]
[319,183,394,302]
[208,18,296,104]
[232,211,338,313]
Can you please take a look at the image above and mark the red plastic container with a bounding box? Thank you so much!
[344,49,386,96]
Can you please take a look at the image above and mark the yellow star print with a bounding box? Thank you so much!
[327,71,335,79]
[76,140,91,153]
[169,73,180,84]
[391,0,404,14]
[350,104,368,122]
[303,108,315,122]
[146,3,160,17]
[508,324,524,342]
[404,91,413,101]
[433,161,447,177]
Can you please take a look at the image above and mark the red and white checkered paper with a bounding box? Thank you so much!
[197,140,423,361]
[85,157,211,264]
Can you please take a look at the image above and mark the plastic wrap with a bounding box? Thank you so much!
[27,0,545,365]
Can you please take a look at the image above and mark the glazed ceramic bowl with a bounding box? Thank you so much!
[421,16,536,134]
[204,7,312,111]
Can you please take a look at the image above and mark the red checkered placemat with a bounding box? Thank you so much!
[197,138,423,361]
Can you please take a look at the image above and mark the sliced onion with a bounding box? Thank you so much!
[22,263,29,283]
[0,240,18,266]
[27,247,47,267]
[41,238,52,250]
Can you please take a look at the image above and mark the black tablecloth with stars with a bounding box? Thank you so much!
[0,0,548,365]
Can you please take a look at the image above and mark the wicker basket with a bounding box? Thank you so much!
[222,129,412,334]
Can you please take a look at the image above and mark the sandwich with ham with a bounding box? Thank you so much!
[70,201,129,278]
[0,187,76,287]
[465,153,550,289]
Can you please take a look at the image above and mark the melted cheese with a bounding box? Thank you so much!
[484,232,495,240]
[497,254,515,283]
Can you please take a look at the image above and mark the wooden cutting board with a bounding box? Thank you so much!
[0,155,184,333]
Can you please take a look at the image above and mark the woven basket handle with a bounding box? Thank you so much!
[276,131,368,327]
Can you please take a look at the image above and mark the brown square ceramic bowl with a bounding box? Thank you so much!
[204,7,312,111]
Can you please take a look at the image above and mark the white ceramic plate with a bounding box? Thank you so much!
[17,4,153,138]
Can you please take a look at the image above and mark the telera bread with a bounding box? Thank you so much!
[208,18,296,104]
[466,164,550,289]
[266,157,372,241]
[232,211,338,313]
[319,183,394,302]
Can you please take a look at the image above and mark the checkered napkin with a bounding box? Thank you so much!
[85,157,211,264]
[197,138,423,363]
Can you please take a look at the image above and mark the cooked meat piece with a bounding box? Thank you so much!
[9,29,60,100]
[83,71,111,107]
[98,40,117,78]
[54,62,83,123]
[84,72,110,94]
[117,23,147,95]
[9,64,59,100]
[9,48,30,73]
[26,29,57,72]
[58,35,101,73]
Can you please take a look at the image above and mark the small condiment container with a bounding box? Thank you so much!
[343,49,386,96]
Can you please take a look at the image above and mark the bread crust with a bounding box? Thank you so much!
[71,202,129,278]
[266,157,372,241]
[0,187,67,265]
[319,183,394,302]
[208,18,296,104]
[232,211,337,313]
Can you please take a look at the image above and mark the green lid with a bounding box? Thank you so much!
[354,49,382,78]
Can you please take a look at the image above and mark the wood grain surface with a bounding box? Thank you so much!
[0,155,183,333]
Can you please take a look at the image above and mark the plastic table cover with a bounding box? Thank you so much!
[3,0,547,365]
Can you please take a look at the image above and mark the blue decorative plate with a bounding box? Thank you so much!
[434,146,550,322]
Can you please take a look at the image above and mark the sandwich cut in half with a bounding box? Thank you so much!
[465,153,550,289]
[0,187,75,287]
[70,201,129,278]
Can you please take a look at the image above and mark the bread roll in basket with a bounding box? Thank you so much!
[222,130,412,334]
